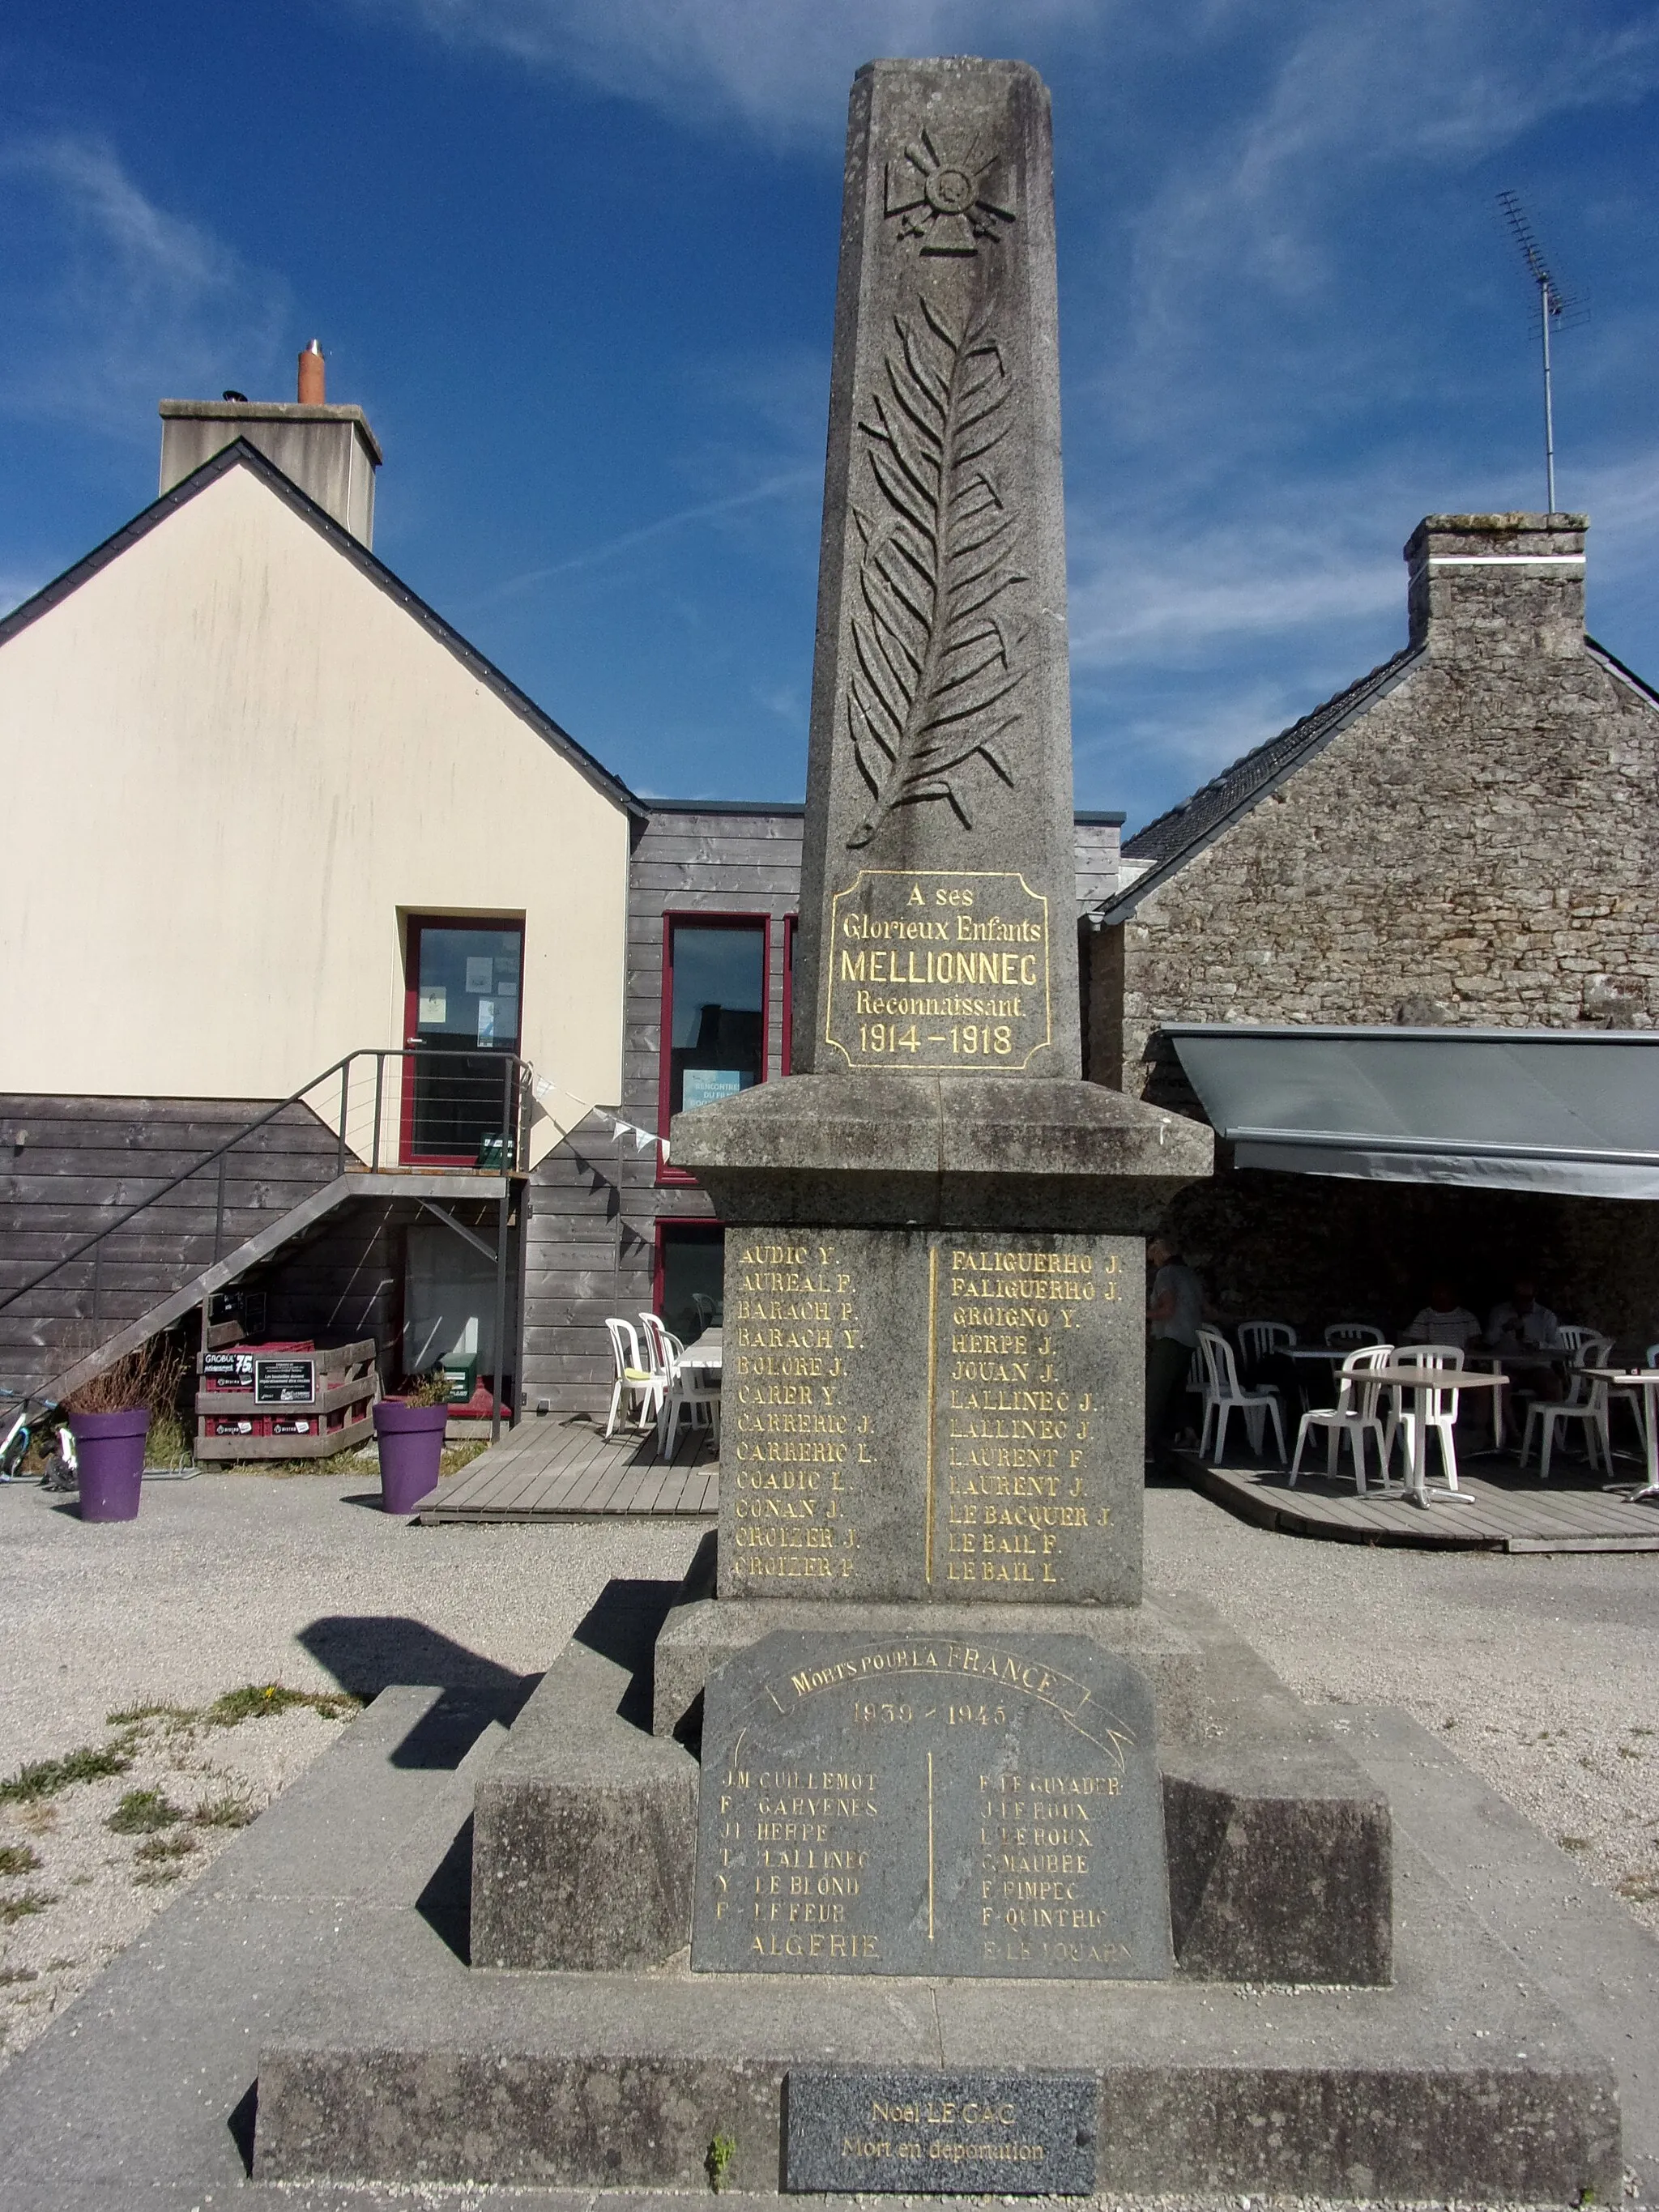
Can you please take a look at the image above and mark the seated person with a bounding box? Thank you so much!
[1486,1276,1565,1407]
[1485,1277,1563,1354]
[1402,1280,1482,1353]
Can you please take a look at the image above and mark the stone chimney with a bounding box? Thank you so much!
[1405,513,1586,659]
[158,343,382,547]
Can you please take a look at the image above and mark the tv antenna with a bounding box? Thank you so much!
[1497,190,1587,513]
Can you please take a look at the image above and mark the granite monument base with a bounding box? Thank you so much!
[250,1576,1618,2197]
[468,1566,1388,1987]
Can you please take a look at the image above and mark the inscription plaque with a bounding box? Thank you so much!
[692,1629,1171,1979]
[784,2066,1096,2195]
[825,870,1051,1072]
[721,1227,1141,1604]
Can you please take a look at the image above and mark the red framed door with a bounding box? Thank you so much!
[400,915,525,1165]
[654,1219,725,1345]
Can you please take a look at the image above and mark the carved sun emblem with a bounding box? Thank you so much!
[885,130,1016,256]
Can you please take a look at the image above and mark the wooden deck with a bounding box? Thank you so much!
[1195,1447,1659,1552]
[416,1413,718,1523]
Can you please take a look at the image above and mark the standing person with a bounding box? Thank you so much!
[1145,1236,1207,1472]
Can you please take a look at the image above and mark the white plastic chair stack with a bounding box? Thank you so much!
[1384,1345,1466,1492]
[603,1317,658,1440]
[1288,1344,1396,1494]
[642,1311,720,1459]
[1520,1356,1612,1482]
[1196,1327,1286,1466]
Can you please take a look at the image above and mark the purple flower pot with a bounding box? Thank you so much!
[373,1400,449,1515]
[68,1409,149,1522]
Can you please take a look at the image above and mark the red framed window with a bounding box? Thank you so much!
[401,914,524,1166]
[781,912,798,1076]
[654,1218,724,1343]
[658,913,770,1183]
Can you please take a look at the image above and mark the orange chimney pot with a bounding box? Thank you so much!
[297,340,325,406]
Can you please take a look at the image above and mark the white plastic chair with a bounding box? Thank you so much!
[1384,1345,1466,1491]
[1196,1327,1286,1465]
[1557,1326,1612,1364]
[1288,1345,1397,1494]
[637,1311,674,1395]
[1238,1321,1296,1367]
[642,1314,721,1458]
[1520,1362,1612,1481]
[603,1318,658,1439]
[1325,1322,1386,1353]
[1610,1343,1659,1455]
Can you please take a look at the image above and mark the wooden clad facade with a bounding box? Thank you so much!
[518,803,1124,1414]
[0,1097,340,1388]
[520,803,804,1413]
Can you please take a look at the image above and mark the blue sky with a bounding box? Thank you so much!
[3,2,1657,831]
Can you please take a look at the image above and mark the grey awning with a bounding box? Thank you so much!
[1166,1025,1659,1200]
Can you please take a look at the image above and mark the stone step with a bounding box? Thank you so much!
[253,1831,1618,2199]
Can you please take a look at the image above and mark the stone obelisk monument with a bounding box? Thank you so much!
[250,63,1608,2205]
[676,58,1210,1617]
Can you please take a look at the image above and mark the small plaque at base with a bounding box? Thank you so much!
[784,2066,1097,2194]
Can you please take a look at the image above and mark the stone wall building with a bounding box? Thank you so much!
[1084,514,1659,1345]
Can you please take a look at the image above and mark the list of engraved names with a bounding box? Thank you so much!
[727,1237,870,1588]
[693,1634,1171,1979]
[723,1230,1132,1602]
[940,1245,1113,1592]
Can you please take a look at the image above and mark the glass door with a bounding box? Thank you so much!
[401,917,524,1164]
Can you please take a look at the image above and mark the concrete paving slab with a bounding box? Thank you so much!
[0,1669,1648,2210]
[1337,1703,1659,2204]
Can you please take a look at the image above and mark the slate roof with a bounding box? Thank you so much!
[1095,644,1422,924]
[0,438,643,817]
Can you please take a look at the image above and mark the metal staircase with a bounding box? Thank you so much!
[0,1050,530,1430]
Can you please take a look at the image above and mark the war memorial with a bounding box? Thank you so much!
[249,62,1624,2201]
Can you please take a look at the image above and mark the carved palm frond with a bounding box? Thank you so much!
[845,296,1026,850]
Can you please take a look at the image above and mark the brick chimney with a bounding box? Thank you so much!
[157,343,382,547]
[1405,513,1586,658]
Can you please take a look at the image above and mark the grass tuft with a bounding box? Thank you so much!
[134,1833,197,1865]
[0,1744,130,1805]
[106,1789,185,1835]
[204,1684,358,1728]
[191,1793,254,1830]
[107,1702,199,1730]
[1559,1835,1593,1852]
[0,1888,59,1924]
[0,1844,42,1877]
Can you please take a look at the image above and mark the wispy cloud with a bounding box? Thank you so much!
[0,134,287,437]
[359,0,1101,143]
[1068,518,1398,669]
[466,465,818,609]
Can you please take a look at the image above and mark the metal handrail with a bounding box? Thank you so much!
[0,1048,532,1319]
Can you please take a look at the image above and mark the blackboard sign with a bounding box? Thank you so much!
[255,1357,316,1406]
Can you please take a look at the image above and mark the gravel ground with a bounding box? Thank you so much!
[1146,1481,1659,1937]
[0,1470,707,2069]
[0,1468,1653,2146]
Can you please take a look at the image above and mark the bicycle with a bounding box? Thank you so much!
[0,1389,78,1490]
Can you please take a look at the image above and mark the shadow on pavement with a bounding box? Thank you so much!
[296,1614,536,1767]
